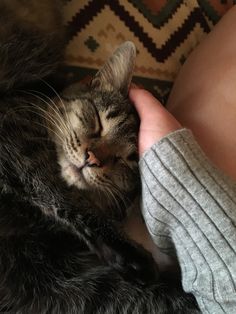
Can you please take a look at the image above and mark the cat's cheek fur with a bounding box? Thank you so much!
[62,166,78,186]
[58,155,76,185]
[59,160,86,189]
[111,165,137,191]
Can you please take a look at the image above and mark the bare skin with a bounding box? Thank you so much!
[126,6,236,271]
[130,6,236,181]
[129,87,181,156]
[167,6,236,181]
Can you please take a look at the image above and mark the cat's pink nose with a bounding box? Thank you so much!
[86,150,101,167]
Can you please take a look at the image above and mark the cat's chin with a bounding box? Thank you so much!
[61,163,89,190]
[61,163,128,220]
[61,162,101,190]
[59,157,133,220]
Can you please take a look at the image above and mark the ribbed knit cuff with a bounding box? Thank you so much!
[139,128,236,307]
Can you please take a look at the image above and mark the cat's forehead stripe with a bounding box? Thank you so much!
[99,111,129,137]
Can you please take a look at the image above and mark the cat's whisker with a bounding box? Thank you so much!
[25,102,68,141]
[15,91,63,127]
[99,182,122,216]
[107,188,120,211]
[34,121,64,143]
[105,187,124,218]
[19,90,70,136]
[1,104,51,129]
[105,180,130,212]
[28,90,69,128]
[85,175,122,217]
[30,90,71,135]
[27,136,54,145]
[35,106,68,138]
[37,77,74,131]
[0,103,38,120]
[13,104,65,143]
[96,188,105,209]
[98,186,114,212]
[23,104,66,140]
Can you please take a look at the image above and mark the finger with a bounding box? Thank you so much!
[129,88,165,120]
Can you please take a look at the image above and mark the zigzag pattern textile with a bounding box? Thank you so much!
[63,0,235,103]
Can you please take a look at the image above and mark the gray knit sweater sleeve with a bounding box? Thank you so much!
[139,128,236,314]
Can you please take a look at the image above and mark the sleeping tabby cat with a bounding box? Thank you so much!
[0,0,199,313]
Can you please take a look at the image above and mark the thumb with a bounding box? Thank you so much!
[129,88,165,123]
[129,88,182,155]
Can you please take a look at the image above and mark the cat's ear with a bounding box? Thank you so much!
[90,41,136,96]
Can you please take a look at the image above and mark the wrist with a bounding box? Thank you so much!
[139,126,183,157]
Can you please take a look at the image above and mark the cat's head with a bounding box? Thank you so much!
[49,42,139,219]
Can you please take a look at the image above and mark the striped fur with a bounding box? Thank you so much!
[49,42,139,220]
[0,1,199,313]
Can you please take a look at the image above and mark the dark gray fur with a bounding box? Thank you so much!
[0,1,199,313]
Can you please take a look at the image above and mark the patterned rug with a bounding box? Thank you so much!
[63,0,235,104]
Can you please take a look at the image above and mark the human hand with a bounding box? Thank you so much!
[129,87,182,156]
